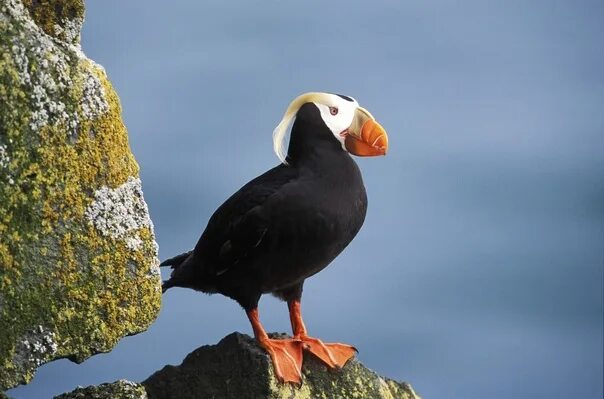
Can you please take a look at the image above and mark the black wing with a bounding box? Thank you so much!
[193,163,298,275]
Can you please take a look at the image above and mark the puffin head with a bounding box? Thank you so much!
[272,92,389,164]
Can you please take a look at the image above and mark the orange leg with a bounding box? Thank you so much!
[247,308,303,383]
[288,300,357,369]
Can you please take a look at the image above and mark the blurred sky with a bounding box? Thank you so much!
[8,1,604,398]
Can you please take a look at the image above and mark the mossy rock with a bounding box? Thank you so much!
[20,0,85,44]
[55,333,420,399]
[0,0,161,390]
[54,380,148,399]
[141,333,421,399]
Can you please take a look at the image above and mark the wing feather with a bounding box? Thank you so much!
[194,164,297,275]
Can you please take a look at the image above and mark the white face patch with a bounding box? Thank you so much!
[313,95,358,150]
[272,92,359,164]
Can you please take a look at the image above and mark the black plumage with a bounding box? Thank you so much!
[162,102,367,310]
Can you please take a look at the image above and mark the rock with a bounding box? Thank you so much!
[56,333,420,399]
[0,0,161,390]
[53,380,148,399]
[142,332,420,399]
[55,333,421,399]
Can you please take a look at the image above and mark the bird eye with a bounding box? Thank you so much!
[329,107,339,116]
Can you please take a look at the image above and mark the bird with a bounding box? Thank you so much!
[160,92,388,383]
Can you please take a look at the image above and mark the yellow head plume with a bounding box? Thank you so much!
[272,92,335,164]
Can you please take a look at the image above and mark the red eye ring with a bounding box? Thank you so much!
[329,106,339,115]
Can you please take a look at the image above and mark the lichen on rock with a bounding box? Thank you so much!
[54,380,148,399]
[11,326,58,371]
[85,177,156,251]
[20,0,84,45]
[0,145,9,169]
[0,0,161,390]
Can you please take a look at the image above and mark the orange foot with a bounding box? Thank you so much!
[258,337,304,383]
[287,300,357,370]
[299,335,357,369]
[248,308,304,383]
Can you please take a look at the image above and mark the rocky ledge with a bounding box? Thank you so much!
[55,332,421,399]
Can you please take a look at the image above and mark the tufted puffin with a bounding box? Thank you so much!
[161,92,388,383]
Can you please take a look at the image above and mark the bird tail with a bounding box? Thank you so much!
[160,250,193,268]
[160,250,193,293]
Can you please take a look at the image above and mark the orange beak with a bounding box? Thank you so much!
[344,107,388,156]
[344,119,388,156]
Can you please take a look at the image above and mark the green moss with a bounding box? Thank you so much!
[0,1,160,390]
[21,0,85,44]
